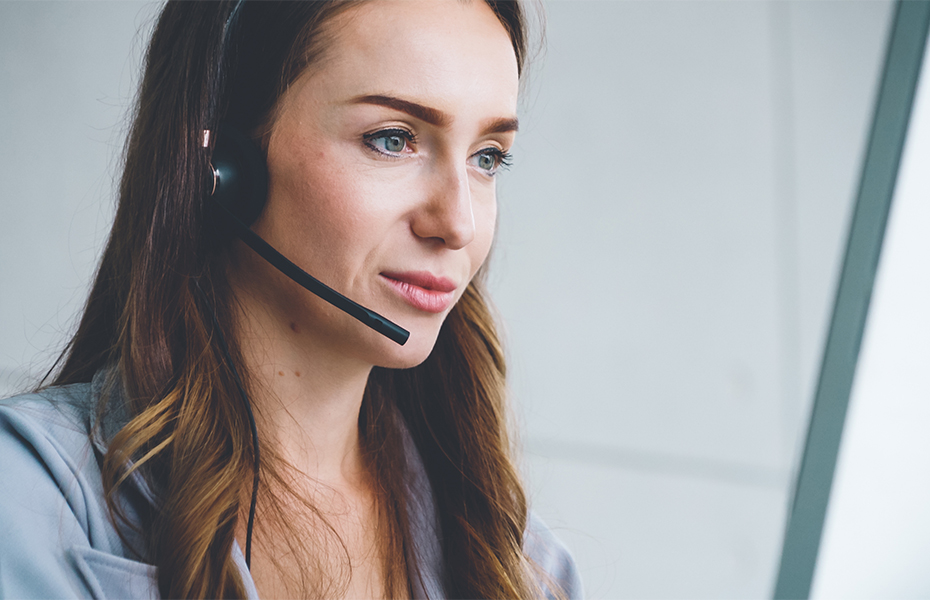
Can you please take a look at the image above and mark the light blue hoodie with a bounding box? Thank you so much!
[0,372,582,599]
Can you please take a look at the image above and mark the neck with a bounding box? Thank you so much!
[231,287,374,488]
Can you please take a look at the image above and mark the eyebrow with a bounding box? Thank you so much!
[483,116,520,135]
[349,94,519,134]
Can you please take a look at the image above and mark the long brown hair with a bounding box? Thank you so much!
[49,1,536,598]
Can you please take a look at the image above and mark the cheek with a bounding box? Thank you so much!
[289,149,361,226]
[267,145,385,260]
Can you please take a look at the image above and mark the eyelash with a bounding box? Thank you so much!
[473,147,513,175]
[363,128,416,156]
[363,127,513,175]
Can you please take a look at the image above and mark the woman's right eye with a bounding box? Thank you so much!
[364,129,415,156]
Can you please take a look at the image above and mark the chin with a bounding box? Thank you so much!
[371,326,442,370]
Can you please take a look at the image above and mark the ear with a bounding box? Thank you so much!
[208,125,268,227]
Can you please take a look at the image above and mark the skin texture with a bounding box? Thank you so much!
[227,0,519,597]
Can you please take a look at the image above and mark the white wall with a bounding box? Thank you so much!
[0,0,160,391]
[491,1,893,597]
[0,1,894,597]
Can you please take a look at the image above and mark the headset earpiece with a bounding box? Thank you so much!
[209,125,268,227]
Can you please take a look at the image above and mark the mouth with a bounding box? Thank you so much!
[380,271,457,314]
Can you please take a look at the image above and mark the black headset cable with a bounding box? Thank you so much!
[193,278,259,569]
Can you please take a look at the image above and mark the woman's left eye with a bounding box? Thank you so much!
[470,148,513,175]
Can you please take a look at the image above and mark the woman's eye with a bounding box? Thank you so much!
[365,129,414,155]
[477,153,496,171]
[470,148,513,175]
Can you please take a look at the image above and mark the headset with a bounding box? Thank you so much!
[204,22,409,346]
[195,0,409,570]
[206,126,410,345]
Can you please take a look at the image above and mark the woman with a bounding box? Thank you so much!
[0,1,581,598]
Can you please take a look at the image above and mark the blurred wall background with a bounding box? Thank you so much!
[0,1,894,598]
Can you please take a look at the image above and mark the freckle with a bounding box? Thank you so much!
[294,371,301,377]
[278,371,285,376]
[290,322,299,333]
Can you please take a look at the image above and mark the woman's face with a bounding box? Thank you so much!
[243,0,519,367]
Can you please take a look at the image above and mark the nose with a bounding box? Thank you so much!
[411,160,476,250]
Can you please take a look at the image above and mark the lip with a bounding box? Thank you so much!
[380,271,457,314]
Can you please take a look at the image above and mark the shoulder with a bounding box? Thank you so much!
[525,511,584,600]
[0,383,96,455]
[0,384,102,507]
[0,384,101,501]
[0,384,158,598]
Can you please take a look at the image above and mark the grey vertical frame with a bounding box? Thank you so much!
[772,2,930,598]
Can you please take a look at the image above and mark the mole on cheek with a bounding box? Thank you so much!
[278,371,285,376]
[290,322,299,333]
[294,371,301,377]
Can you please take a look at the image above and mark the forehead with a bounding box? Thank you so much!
[283,0,519,121]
